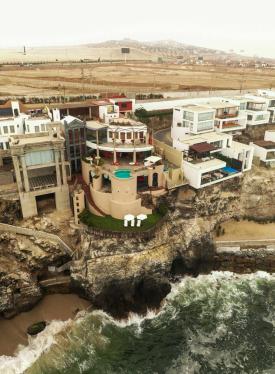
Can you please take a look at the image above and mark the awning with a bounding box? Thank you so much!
[144,156,162,164]
[190,142,216,154]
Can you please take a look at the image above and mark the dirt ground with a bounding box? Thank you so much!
[215,220,275,241]
[0,61,275,97]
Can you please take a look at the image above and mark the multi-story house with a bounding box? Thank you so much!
[171,105,253,189]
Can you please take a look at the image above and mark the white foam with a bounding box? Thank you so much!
[0,320,71,374]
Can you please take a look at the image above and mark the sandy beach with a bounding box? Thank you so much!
[0,294,91,357]
[216,220,275,241]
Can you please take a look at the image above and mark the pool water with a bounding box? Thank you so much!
[222,166,238,174]
[114,169,132,179]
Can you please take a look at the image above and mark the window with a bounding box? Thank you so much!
[183,111,194,121]
[9,125,15,133]
[80,128,85,141]
[70,146,75,157]
[127,132,132,139]
[68,130,73,144]
[247,115,253,120]
[256,115,264,121]
[121,102,128,109]
[198,112,214,121]
[240,103,246,111]
[139,132,144,139]
[3,126,8,134]
[34,126,39,133]
[197,121,213,132]
[120,132,126,140]
[74,129,79,143]
[0,143,3,150]
[41,124,46,131]
[75,145,80,157]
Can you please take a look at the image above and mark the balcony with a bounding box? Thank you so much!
[216,112,239,119]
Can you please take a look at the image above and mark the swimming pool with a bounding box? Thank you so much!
[114,169,132,179]
[222,166,238,174]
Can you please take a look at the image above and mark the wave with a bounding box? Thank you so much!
[2,271,275,374]
[0,320,71,374]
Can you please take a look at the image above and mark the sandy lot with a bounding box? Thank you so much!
[0,60,275,97]
[216,220,275,241]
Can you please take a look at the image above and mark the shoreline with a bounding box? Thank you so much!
[0,293,91,357]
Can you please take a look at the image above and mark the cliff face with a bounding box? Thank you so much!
[1,166,275,318]
[71,167,275,316]
[0,232,70,318]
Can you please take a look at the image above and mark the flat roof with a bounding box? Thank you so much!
[86,121,108,131]
[10,133,63,146]
[254,140,275,149]
[182,131,231,146]
[181,105,215,113]
[231,140,253,151]
[190,142,216,153]
[204,101,238,109]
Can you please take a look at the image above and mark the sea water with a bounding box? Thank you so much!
[1,271,275,374]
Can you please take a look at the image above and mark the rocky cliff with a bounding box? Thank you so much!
[0,231,70,318]
[1,166,275,318]
[70,166,275,317]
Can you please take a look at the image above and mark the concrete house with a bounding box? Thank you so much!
[10,124,70,218]
[83,118,167,219]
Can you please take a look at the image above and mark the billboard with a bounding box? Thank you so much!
[121,48,130,54]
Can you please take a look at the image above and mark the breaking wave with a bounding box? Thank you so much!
[2,271,275,374]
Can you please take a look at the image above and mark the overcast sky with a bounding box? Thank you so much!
[1,0,275,57]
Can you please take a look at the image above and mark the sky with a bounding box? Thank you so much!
[1,0,275,58]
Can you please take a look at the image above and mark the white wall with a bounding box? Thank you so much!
[24,118,51,133]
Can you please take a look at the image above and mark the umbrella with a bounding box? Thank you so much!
[124,214,135,221]
[137,214,147,221]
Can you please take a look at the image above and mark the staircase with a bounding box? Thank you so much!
[73,174,106,217]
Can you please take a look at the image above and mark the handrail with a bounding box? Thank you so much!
[0,222,73,255]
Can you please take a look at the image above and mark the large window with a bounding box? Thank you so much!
[256,115,264,121]
[197,121,213,132]
[183,111,194,121]
[9,125,15,133]
[34,126,39,133]
[25,150,54,166]
[3,126,8,134]
[198,112,214,121]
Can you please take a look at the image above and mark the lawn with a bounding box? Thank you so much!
[79,208,166,232]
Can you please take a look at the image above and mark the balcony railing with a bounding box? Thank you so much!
[216,112,239,119]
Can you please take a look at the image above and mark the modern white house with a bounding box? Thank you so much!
[251,129,275,166]
[171,104,254,189]
[251,140,275,166]
[172,105,215,139]
[242,95,270,126]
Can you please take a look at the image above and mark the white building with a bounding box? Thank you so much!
[252,140,275,165]
[243,95,270,126]
[98,102,120,123]
[172,105,215,140]
[24,117,52,134]
[171,104,253,189]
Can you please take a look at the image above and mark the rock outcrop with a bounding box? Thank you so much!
[1,165,275,319]
[0,232,70,318]
[71,167,275,317]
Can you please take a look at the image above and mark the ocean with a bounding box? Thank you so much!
[1,271,275,374]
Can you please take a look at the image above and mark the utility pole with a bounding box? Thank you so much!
[81,68,85,99]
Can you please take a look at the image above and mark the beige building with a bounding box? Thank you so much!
[10,124,70,218]
[83,118,167,219]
